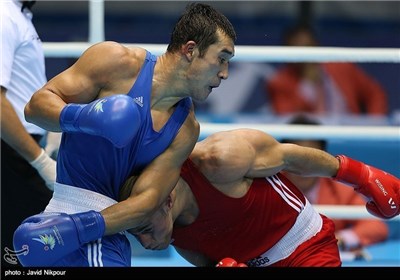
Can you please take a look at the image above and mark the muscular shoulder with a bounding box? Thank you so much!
[79,41,146,76]
[73,42,148,93]
[192,129,272,180]
[196,129,273,156]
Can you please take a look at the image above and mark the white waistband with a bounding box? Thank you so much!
[44,182,118,214]
[247,200,322,267]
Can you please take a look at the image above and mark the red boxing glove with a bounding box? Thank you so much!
[334,155,400,219]
[216,257,247,267]
[216,257,237,267]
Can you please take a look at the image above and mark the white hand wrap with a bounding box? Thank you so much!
[30,148,56,191]
[44,132,62,159]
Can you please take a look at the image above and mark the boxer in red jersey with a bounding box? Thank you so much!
[124,128,399,267]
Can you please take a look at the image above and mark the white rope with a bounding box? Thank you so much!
[42,42,400,63]
[199,123,400,141]
[315,205,400,221]
[89,0,104,43]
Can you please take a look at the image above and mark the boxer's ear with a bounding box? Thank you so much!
[182,41,196,61]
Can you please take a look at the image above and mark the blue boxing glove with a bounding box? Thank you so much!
[60,95,141,148]
[13,211,105,267]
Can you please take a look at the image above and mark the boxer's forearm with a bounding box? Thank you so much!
[101,190,159,235]
[282,144,339,177]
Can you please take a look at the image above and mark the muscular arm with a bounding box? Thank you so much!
[195,128,339,183]
[101,114,199,235]
[24,41,140,131]
[249,129,339,178]
[1,87,42,161]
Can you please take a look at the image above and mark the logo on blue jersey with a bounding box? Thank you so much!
[133,96,144,107]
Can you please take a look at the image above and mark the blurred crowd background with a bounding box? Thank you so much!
[32,0,400,123]
[5,1,398,266]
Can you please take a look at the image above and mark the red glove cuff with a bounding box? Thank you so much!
[334,155,366,186]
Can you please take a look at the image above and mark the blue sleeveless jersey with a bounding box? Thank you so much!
[56,51,192,200]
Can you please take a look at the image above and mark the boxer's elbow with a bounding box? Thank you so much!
[24,98,35,123]
[24,91,43,124]
[25,89,65,132]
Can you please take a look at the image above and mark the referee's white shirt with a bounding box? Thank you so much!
[1,0,46,135]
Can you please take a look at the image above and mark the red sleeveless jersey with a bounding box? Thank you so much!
[172,159,308,264]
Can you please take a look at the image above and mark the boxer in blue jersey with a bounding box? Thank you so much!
[15,3,236,267]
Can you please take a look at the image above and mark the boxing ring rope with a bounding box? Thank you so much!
[198,123,399,141]
[315,205,400,221]
[43,0,400,222]
[43,42,400,63]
